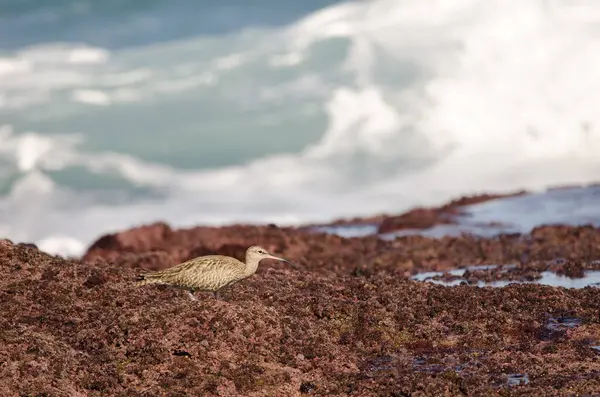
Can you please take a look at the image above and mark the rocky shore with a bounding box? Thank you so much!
[2,191,600,396]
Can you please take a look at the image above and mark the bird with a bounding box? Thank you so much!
[135,245,296,300]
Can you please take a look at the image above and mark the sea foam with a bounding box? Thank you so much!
[1,0,600,256]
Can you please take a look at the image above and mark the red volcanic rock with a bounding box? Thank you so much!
[302,191,527,233]
[378,207,454,232]
[84,221,173,260]
[3,238,600,396]
[441,191,526,207]
[83,218,600,279]
[377,191,526,234]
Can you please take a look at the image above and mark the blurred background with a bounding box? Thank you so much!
[1,0,599,257]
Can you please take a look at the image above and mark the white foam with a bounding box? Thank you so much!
[3,0,600,256]
[287,1,359,44]
[111,88,144,102]
[0,43,111,112]
[10,170,55,197]
[71,89,111,105]
[14,133,54,171]
[420,0,600,159]
[0,126,84,172]
[100,69,153,87]
[216,54,246,70]
[269,52,303,67]
[18,44,109,65]
[66,47,109,65]
[307,87,404,158]
[38,236,86,258]
[0,58,31,76]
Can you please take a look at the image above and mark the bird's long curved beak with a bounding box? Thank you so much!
[267,254,297,269]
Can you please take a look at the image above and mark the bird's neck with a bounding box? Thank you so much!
[244,256,260,277]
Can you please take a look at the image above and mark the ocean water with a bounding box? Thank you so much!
[412,264,600,289]
[314,185,600,238]
[1,0,600,257]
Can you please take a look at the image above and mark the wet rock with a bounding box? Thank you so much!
[507,373,529,386]
[81,220,600,281]
[82,269,107,288]
[3,228,600,395]
[378,207,454,233]
[420,257,600,286]
[6,191,600,395]
[300,381,317,393]
[377,191,526,233]
[17,242,38,249]
[540,316,583,341]
[83,221,173,261]
[554,260,586,278]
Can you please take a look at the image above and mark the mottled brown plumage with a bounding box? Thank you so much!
[136,245,296,300]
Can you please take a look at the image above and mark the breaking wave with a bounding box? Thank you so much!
[1,0,600,256]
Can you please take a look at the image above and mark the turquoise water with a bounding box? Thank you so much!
[1,0,600,256]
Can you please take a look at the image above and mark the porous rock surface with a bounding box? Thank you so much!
[2,197,600,395]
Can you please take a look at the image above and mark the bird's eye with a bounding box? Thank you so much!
[258,250,264,254]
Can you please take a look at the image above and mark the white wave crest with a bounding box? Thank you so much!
[2,0,600,256]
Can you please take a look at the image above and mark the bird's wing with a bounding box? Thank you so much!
[140,255,245,287]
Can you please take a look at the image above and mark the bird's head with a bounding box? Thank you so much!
[246,245,297,268]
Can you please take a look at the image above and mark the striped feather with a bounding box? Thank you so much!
[136,255,247,292]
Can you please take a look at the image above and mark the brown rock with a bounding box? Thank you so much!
[83,221,173,261]
[81,213,600,280]
[378,207,454,233]
[377,191,526,234]
[3,218,600,395]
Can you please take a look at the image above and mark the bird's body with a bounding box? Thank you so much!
[137,255,248,292]
[136,245,295,300]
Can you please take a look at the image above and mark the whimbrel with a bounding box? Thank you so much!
[136,245,296,300]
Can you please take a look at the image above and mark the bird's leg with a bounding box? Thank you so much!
[187,289,198,301]
[212,290,221,300]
